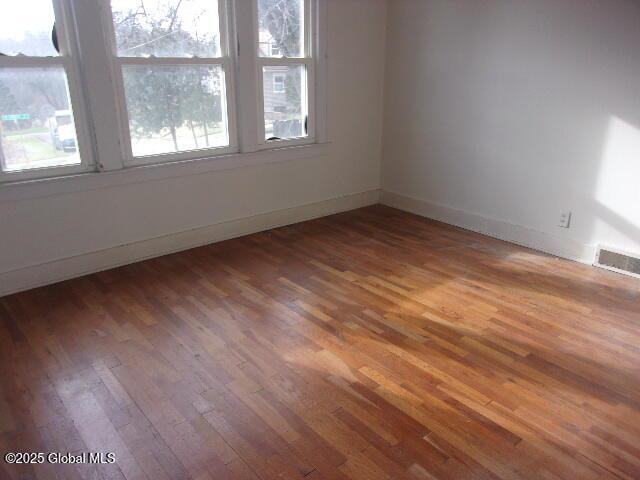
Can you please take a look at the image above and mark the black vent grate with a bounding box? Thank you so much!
[597,249,640,276]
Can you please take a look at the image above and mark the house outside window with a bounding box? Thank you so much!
[273,75,285,93]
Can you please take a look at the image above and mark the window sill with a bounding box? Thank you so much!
[0,142,331,204]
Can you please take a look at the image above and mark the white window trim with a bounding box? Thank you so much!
[0,0,328,188]
[0,0,95,183]
[0,142,331,203]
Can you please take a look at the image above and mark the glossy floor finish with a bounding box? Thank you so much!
[1,205,640,480]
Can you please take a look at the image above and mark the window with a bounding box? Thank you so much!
[0,0,91,180]
[257,0,312,142]
[107,0,234,162]
[273,74,285,93]
[0,1,326,183]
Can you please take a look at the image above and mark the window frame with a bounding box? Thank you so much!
[0,0,328,186]
[254,0,315,149]
[103,0,239,167]
[0,0,95,182]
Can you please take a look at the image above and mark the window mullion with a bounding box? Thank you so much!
[234,0,261,153]
[218,0,239,153]
[313,0,328,143]
[70,0,124,172]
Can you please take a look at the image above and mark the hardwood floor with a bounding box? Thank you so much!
[1,205,639,480]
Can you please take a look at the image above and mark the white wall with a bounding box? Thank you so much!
[382,0,640,258]
[0,0,387,294]
[8,0,640,295]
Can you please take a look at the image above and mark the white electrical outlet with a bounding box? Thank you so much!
[559,212,572,229]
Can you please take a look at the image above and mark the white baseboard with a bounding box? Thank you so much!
[0,189,381,297]
[380,190,597,264]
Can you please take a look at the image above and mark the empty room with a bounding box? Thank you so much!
[1,0,639,479]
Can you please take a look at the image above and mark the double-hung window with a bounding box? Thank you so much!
[0,0,92,181]
[0,0,325,183]
[107,0,236,163]
[256,0,313,144]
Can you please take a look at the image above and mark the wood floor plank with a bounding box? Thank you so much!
[1,205,639,480]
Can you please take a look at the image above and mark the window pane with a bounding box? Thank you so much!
[258,0,304,58]
[0,68,80,172]
[122,65,228,157]
[0,0,58,56]
[111,0,221,58]
[263,65,307,140]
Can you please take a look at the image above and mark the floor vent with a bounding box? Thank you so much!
[595,246,640,279]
